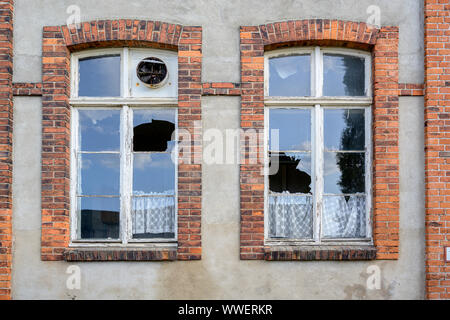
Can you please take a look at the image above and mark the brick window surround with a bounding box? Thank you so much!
[0,0,13,300]
[41,20,202,261]
[239,20,400,261]
[424,0,450,300]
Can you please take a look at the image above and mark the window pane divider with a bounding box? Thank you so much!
[78,151,120,154]
[132,194,175,198]
[264,97,372,106]
[70,108,79,240]
[268,194,312,197]
[120,105,131,244]
[70,97,178,106]
[269,150,311,153]
[78,195,120,198]
[365,107,373,240]
[324,150,366,153]
[314,104,323,242]
[323,193,366,196]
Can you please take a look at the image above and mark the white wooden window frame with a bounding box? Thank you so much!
[70,48,178,247]
[264,46,373,246]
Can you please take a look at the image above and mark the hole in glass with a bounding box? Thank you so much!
[133,110,175,152]
[269,152,312,194]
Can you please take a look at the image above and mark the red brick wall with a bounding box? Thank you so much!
[424,0,450,300]
[398,83,425,96]
[239,20,400,260]
[41,20,202,261]
[12,83,42,96]
[0,0,13,300]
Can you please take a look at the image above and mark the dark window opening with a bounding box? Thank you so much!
[133,120,175,152]
[269,153,312,194]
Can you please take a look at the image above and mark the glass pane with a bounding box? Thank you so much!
[79,109,120,152]
[322,195,366,238]
[269,109,311,151]
[269,55,311,96]
[79,197,120,239]
[269,152,312,194]
[79,55,121,97]
[324,109,365,151]
[133,153,175,196]
[324,152,365,194]
[133,109,176,152]
[132,196,175,239]
[268,195,313,239]
[80,153,120,195]
[323,54,365,96]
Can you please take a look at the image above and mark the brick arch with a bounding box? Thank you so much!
[61,20,183,51]
[239,19,400,260]
[41,20,202,261]
[247,20,380,50]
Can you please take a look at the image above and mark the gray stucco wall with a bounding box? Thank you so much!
[11,0,425,299]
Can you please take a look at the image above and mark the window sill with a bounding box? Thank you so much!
[63,247,177,261]
[264,245,376,261]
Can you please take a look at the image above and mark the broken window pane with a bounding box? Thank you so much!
[133,153,175,196]
[79,109,120,152]
[79,55,121,97]
[322,195,366,238]
[80,153,120,196]
[269,109,311,151]
[323,54,365,96]
[133,109,176,152]
[324,152,365,194]
[79,197,120,239]
[269,55,311,96]
[132,196,175,239]
[324,109,365,151]
[269,195,313,239]
[269,152,312,194]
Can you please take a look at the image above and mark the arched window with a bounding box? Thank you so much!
[265,47,372,244]
[70,48,178,243]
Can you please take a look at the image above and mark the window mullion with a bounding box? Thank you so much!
[71,55,78,99]
[70,108,79,241]
[314,104,324,243]
[314,46,323,97]
[122,47,129,98]
[120,105,132,244]
[365,107,373,240]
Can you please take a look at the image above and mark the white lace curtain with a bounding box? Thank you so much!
[322,195,366,238]
[132,196,175,235]
[269,194,366,239]
[269,195,313,238]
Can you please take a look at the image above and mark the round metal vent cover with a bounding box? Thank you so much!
[136,57,168,88]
